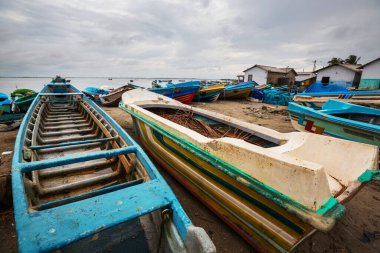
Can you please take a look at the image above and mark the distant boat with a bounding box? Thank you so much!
[120,89,379,252]
[108,78,112,80]
[149,81,200,104]
[288,100,380,146]
[51,75,70,83]
[99,84,135,106]
[221,81,254,99]
[194,83,225,102]
[12,81,215,253]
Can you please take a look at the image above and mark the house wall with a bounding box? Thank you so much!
[295,73,315,82]
[244,67,267,85]
[316,65,358,87]
[360,60,380,89]
[267,72,296,86]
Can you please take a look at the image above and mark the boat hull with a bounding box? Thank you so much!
[150,87,199,104]
[15,93,38,112]
[222,87,252,99]
[99,85,134,106]
[129,115,315,253]
[288,102,380,147]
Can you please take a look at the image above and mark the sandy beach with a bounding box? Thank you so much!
[1,100,379,253]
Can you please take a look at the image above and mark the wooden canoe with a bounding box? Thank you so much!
[99,84,135,106]
[120,89,379,253]
[194,84,225,102]
[12,82,215,253]
[221,82,254,99]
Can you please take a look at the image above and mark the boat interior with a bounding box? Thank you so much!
[146,107,280,148]
[332,113,380,125]
[22,85,149,211]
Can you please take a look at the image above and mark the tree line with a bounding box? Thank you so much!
[328,55,361,65]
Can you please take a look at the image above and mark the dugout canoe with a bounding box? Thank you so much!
[288,100,380,147]
[12,82,215,253]
[99,84,135,106]
[222,82,254,99]
[120,88,379,253]
[194,84,225,102]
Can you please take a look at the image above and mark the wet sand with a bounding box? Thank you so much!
[0,100,379,253]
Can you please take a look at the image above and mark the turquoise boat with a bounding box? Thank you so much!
[83,87,111,103]
[221,81,254,99]
[288,100,380,146]
[12,81,214,252]
[0,92,12,115]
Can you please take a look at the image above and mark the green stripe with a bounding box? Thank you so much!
[153,129,306,235]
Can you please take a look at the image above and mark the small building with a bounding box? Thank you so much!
[243,65,297,87]
[314,64,362,88]
[295,72,317,87]
[358,57,380,89]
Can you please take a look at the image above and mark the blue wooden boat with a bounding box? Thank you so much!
[194,83,225,102]
[221,81,254,99]
[0,92,12,115]
[12,81,215,252]
[149,81,200,104]
[288,100,380,146]
[0,93,24,128]
[83,87,111,103]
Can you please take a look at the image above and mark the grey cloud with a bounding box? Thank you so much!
[0,0,379,77]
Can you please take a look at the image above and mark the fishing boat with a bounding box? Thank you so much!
[83,87,110,103]
[149,81,200,104]
[99,84,135,106]
[0,93,25,130]
[0,92,11,115]
[293,90,380,109]
[12,82,215,252]
[288,100,380,146]
[194,83,225,102]
[120,89,379,253]
[9,89,38,113]
[221,81,254,99]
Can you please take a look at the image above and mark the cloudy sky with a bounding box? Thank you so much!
[0,0,379,78]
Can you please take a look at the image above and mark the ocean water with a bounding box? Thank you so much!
[0,77,199,94]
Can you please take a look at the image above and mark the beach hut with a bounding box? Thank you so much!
[243,65,297,87]
[359,57,380,89]
[314,64,362,88]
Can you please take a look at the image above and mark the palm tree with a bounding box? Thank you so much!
[328,57,344,65]
[344,55,361,64]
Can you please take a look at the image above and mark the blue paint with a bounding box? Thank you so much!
[224,81,254,91]
[12,82,195,252]
[149,81,200,99]
[29,136,117,150]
